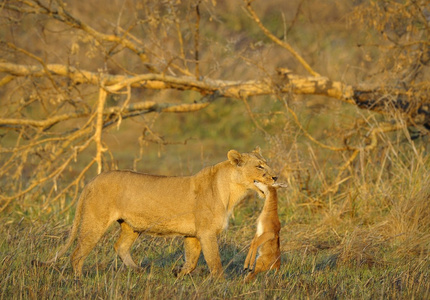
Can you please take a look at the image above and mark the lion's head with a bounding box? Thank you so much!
[227,147,277,197]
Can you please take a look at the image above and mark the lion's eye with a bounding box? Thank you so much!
[256,165,264,170]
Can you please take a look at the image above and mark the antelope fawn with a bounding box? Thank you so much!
[243,181,286,281]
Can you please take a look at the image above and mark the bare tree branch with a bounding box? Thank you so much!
[2,61,429,126]
[5,0,149,63]
[94,87,107,174]
[244,0,320,77]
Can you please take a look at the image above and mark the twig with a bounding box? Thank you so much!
[59,159,96,214]
[244,0,320,77]
[241,96,268,135]
[0,125,95,212]
[4,42,60,92]
[0,98,211,129]
[0,149,75,213]
[94,87,108,174]
[194,1,201,79]
[323,123,405,195]
[279,96,348,151]
[170,1,190,74]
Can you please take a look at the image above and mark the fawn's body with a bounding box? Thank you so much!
[243,181,283,281]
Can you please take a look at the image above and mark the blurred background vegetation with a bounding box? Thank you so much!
[1,0,429,298]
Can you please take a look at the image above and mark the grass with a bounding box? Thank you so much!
[1,0,429,298]
[1,105,429,299]
[1,146,429,299]
[2,130,430,299]
[1,217,428,299]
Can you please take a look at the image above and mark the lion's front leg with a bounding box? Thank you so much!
[174,236,202,277]
[198,233,224,279]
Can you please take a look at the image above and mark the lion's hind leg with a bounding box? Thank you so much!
[114,222,140,269]
[71,218,113,277]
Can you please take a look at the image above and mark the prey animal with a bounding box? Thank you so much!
[243,181,286,281]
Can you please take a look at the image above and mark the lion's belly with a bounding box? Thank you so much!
[123,210,197,236]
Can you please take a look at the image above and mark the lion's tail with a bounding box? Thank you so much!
[32,188,87,266]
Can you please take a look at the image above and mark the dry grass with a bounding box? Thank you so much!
[1,0,429,298]
[1,135,430,299]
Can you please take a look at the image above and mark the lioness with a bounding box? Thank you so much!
[35,148,278,278]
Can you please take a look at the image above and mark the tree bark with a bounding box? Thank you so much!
[1,62,428,128]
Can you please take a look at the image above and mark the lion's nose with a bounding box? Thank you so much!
[272,176,278,182]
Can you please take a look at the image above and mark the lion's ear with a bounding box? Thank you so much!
[252,146,265,160]
[228,150,243,166]
[253,146,262,156]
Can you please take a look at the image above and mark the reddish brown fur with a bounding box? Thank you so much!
[244,182,285,281]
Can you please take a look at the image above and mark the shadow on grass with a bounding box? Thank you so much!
[78,236,251,280]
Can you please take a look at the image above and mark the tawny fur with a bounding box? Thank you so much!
[33,148,278,279]
[243,181,286,281]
